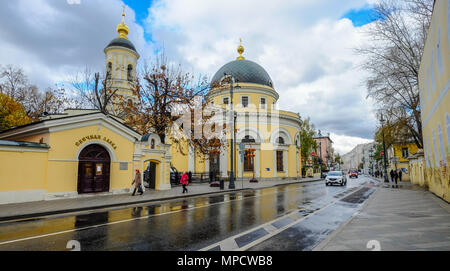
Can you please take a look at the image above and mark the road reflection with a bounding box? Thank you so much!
[0,180,364,251]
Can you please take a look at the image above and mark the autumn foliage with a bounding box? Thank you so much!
[0,93,31,131]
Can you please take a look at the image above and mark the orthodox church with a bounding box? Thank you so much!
[0,11,302,204]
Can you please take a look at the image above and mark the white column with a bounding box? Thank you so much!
[284,150,289,177]
[188,145,195,173]
[205,154,210,173]
[237,150,244,178]
[220,143,228,177]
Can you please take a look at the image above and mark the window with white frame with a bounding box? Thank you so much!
[241,96,249,108]
[260,97,266,109]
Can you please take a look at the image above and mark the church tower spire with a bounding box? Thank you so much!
[117,5,130,39]
[237,38,245,60]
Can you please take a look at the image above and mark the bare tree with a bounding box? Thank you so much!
[123,51,224,157]
[0,65,29,103]
[0,65,68,121]
[357,0,434,149]
[71,68,124,116]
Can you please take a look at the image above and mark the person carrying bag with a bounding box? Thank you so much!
[132,169,144,196]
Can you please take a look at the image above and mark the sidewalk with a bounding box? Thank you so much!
[314,180,450,251]
[0,177,321,222]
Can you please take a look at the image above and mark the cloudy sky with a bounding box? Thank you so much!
[0,0,379,154]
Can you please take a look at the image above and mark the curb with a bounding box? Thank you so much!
[0,178,322,223]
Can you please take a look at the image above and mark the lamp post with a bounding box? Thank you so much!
[225,73,240,189]
[380,113,389,183]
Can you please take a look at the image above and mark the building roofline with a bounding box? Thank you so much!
[0,111,142,140]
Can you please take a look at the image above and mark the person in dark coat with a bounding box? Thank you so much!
[393,170,398,187]
[398,169,403,182]
[390,169,395,183]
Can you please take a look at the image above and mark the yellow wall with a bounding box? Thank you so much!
[45,124,136,193]
[0,148,48,192]
[418,0,450,201]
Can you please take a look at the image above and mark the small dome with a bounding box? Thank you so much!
[141,133,153,142]
[211,59,273,88]
[105,38,137,53]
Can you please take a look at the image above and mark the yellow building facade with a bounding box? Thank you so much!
[416,0,450,201]
[0,12,303,204]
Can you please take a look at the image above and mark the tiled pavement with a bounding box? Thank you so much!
[0,177,321,221]
[314,181,450,251]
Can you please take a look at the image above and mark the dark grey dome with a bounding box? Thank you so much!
[211,60,273,88]
[105,38,137,53]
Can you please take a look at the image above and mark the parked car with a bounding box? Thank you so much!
[349,169,358,179]
[325,171,347,186]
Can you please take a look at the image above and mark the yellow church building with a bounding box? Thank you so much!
[0,11,303,204]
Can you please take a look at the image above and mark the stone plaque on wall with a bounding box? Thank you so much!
[120,162,128,171]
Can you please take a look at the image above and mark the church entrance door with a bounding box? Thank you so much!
[77,144,111,194]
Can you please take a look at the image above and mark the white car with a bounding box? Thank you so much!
[325,171,347,186]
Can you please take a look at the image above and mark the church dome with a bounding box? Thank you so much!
[105,38,137,53]
[211,59,274,88]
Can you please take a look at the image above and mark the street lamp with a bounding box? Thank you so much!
[380,113,389,183]
[224,73,240,189]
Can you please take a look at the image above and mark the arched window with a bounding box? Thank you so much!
[107,62,112,79]
[127,64,133,81]
[276,137,285,145]
[242,135,255,143]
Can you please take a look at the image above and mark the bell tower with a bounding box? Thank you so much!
[104,6,140,111]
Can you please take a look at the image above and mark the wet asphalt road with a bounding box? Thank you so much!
[0,175,376,251]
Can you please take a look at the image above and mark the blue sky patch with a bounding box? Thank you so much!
[123,0,154,41]
[341,4,378,27]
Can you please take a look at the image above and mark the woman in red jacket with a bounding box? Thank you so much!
[180,172,189,194]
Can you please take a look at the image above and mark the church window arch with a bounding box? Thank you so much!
[127,64,133,81]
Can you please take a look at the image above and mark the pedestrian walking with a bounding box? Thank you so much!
[398,169,403,182]
[390,169,395,183]
[180,171,189,194]
[131,169,143,196]
[393,170,398,187]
